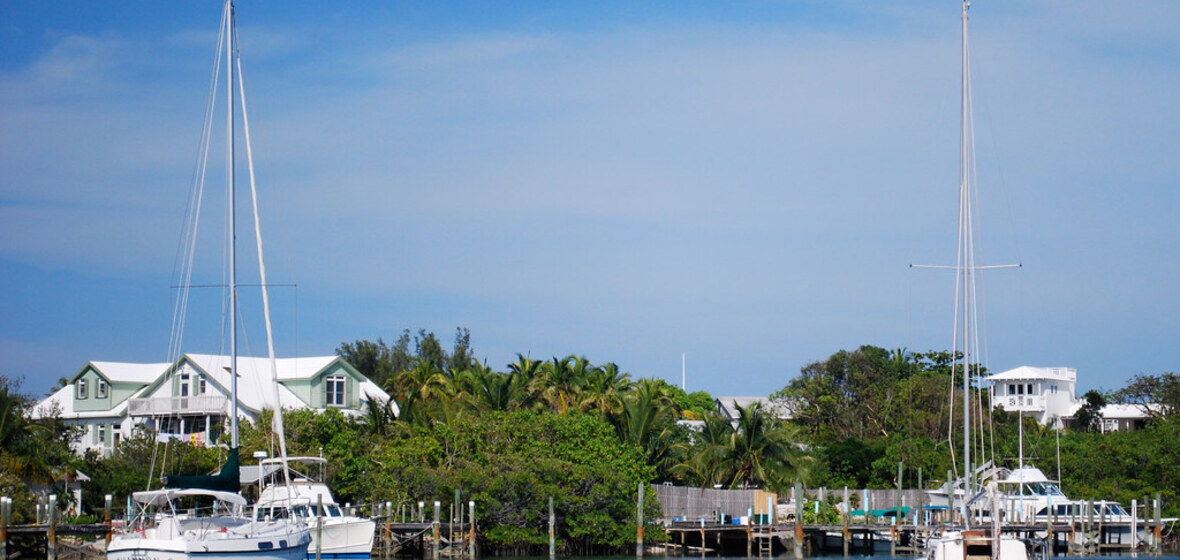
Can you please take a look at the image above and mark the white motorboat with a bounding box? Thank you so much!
[255,457,377,559]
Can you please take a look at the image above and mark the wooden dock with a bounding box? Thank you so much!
[663,519,1173,557]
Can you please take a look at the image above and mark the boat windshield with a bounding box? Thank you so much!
[1019,482,1065,497]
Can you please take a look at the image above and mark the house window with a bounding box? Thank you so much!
[326,375,346,407]
[77,379,88,399]
[1027,383,1033,394]
[97,379,108,398]
[198,377,206,395]
[1017,384,1024,395]
[1008,384,1016,395]
[98,424,107,446]
[1051,384,1058,394]
[179,373,191,397]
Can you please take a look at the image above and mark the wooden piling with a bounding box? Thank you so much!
[1131,499,1138,551]
[746,507,753,557]
[47,494,57,560]
[1151,495,1161,556]
[315,494,324,560]
[103,494,112,547]
[548,496,555,560]
[946,469,954,526]
[637,483,644,559]
[917,467,923,526]
[468,501,476,559]
[842,487,850,558]
[794,482,803,559]
[433,500,441,560]
[2,496,9,560]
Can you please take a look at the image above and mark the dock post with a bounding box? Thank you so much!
[47,494,57,560]
[863,488,870,526]
[469,500,476,559]
[917,467,923,527]
[747,507,753,557]
[1151,495,1161,556]
[945,470,953,526]
[637,483,644,559]
[842,487,850,558]
[894,462,903,555]
[104,494,113,546]
[794,482,804,559]
[549,496,555,560]
[1046,495,1054,555]
[1085,499,1093,556]
[315,494,323,560]
[1099,499,1106,551]
[2,496,9,560]
[1131,499,1138,552]
[433,500,441,560]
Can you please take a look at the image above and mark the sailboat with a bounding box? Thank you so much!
[107,1,311,558]
[918,3,1029,560]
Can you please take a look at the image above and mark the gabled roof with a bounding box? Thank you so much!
[30,385,132,420]
[35,354,395,421]
[180,354,328,413]
[985,366,1076,383]
[77,361,169,384]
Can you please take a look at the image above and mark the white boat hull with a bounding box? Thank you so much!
[305,517,376,559]
[108,517,311,560]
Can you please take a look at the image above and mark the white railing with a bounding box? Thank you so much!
[128,395,229,416]
[997,394,1046,411]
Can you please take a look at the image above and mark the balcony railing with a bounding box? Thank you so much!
[996,394,1046,411]
[129,395,229,416]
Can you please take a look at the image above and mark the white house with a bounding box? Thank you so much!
[31,354,395,457]
[714,396,794,423]
[984,366,1078,426]
[984,365,1150,431]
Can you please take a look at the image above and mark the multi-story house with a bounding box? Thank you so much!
[984,365,1149,431]
[984,366,1078,427]
[31,354,394,456]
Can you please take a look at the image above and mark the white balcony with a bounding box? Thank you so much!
[996,394,1045,411]
[129,395,229,416]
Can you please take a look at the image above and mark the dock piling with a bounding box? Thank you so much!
[47,494,57,560]
[637,483,644,559]
[104,494,112,546]
[794,482,803,559]
[469,500,476,559]
[433,500,440,560]
[2,496,9,560]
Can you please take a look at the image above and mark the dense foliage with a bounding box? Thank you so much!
[2,333,1178,549]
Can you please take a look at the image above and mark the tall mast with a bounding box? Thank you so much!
[958,0,971,525]
[227,0,239,450]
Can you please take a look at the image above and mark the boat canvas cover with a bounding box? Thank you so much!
[163,447,240,492]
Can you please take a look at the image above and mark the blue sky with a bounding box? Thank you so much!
[2,1,1177,400]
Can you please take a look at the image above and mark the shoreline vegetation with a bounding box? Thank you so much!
[2,328,1178,555]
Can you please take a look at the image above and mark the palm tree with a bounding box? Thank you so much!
[534,355,586,415]
[577,362,632,415]
[452,363,530,412]
[720,401,809,491]
[362,396,398,436]
[387,357,451,425]
[671,414,731,487]
[612,379,681,475]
